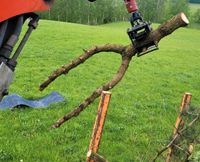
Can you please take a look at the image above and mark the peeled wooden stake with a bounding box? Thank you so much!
[86,91,111,162]
[87,151,108,162]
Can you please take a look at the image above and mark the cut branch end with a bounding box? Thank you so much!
[180,12,189,25]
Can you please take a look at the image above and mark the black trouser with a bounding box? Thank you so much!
[0,15,23,62]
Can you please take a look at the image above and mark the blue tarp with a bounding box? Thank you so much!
[0,91,65,110]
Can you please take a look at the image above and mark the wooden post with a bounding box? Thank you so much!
[166,93,192,162]
[86,91,111,162]
[87,150,108,162]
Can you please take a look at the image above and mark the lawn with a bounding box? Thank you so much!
[0,19,200,161]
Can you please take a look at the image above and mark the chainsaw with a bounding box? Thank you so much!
[0,0,95,101]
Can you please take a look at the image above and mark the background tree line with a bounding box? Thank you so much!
[38,0,199,24]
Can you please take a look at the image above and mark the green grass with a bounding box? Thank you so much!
[0,20,200,161]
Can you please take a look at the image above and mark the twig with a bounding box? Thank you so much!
[152,114,199,162]
[173,144,190,155]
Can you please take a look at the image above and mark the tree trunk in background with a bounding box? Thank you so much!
[38,0,189,25]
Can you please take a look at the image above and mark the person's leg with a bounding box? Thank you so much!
[0,16,23,63]
[0,20,8,48]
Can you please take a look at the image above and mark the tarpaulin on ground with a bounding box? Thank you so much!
[0,91,65,110]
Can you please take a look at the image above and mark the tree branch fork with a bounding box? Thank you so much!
[39,13,189,128]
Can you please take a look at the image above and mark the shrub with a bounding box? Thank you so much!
[193,9,200,23]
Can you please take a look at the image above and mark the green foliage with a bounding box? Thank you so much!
[39,0,127,25]
[169,0,190,16]
[162,0,190,22]
[137,0,167,22]
[38,0,190,24]
[193,9,200,23]
[190,151,200,161]
[0,21,199,161]
[0,150,13,161]
[188,4,200,28]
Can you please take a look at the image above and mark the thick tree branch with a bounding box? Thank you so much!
[52,57,131,128]
[39,13,189,128]
[39,44,127,91]
[40,13,188,91]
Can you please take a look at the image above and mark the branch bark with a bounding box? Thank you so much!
[39,44,127,91]
[39,13,189,128]
[52,57,131,128]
